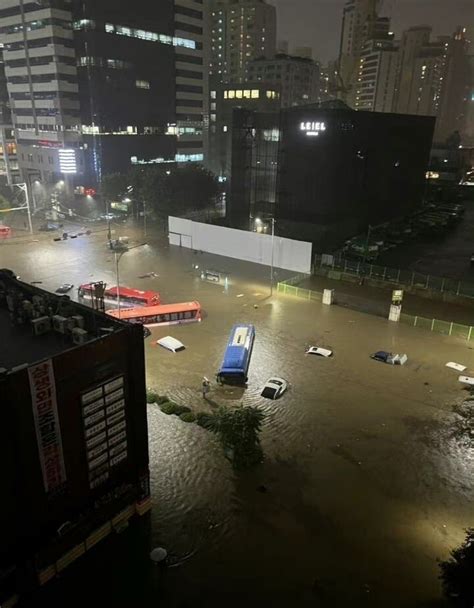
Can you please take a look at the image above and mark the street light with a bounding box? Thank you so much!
[114,242,148,318]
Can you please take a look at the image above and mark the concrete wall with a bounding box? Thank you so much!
[168,217,313,274]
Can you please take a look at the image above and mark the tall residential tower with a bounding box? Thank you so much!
[209,0,276,83]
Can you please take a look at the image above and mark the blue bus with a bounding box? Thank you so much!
[217,324,255,385]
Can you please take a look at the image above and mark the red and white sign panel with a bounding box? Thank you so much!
[28,360,66,493]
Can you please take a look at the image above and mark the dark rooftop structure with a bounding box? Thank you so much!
[0,269,150,605]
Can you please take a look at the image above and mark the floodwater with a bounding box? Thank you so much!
[3,226,474,607]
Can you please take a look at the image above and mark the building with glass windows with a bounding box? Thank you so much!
[208,79,280,180]
[0,0,206,189]
[230,102,435,249]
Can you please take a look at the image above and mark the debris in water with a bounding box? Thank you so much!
[150,547,168,564]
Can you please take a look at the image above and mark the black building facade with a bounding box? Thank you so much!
[230,103,435,249]
[73,0,205,184]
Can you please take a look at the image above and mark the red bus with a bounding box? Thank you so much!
[106,301,201,327]
[78,284,160,308]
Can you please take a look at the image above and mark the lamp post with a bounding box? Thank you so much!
[114,242,147,318]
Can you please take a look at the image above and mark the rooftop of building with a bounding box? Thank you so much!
[249,53,318,65]
[0,269,123,372]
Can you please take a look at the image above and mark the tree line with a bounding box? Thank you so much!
[100,164,219,218]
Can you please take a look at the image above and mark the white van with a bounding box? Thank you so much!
[157,336,185,352]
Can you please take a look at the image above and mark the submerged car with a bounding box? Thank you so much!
[371,351,407,366]
[306,346,333,357]
[55,283,74,294]
[261,377,288,400]
[157,336,185,352]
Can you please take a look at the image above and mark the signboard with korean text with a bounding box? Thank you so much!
[80,375,128,489]
[28,359,67,493]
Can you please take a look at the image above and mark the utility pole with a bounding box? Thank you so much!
[270,217,275,296]
[114,242,148,319]
[11,183,33,234]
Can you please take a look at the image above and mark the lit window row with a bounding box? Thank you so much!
[105,23,196,49]
[131,153,203,165]
[223,89,279,100]
[224,89,260,99]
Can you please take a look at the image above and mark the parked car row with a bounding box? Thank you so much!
[343,201,465,262]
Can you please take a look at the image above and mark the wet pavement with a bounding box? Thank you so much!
[2,224,474,607]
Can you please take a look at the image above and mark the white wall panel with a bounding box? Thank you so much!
[168,217,312,274]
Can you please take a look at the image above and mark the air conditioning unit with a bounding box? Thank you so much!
[71,315,85,329]
[52,315,68,333]
[72,327,88,345]
[32,316,51,336]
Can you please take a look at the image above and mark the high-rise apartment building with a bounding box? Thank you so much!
[209,0,276,83]
[394,27,470,143]
[338,0,379,101]
[247,54,321,108]
[392,25,431,114]
[353,39,398,112]
[0,0,206,188]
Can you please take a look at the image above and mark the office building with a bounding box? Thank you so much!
[230,103,435,249]
[247,54,321,108]
[0,0,206,189]
[72,0,206,181]
[0,0,84,186]
[0,269,150,604]
[208,79,280,178]
[209,0,276,83]
[354,39,398,112]
[338,0,379,102]
[0,43,17,182]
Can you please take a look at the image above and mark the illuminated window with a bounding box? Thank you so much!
[228,90,235,99]
[105,23,195,49]
[136,80,150,89]
[224,91,228,99]
[236,90,243,98]
[251,90,259,98]
[211,90,217,99]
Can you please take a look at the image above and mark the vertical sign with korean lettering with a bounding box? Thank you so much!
[81,375,128,489]
[28,360,66,493]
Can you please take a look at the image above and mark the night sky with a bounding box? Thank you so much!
[271,0,474,64]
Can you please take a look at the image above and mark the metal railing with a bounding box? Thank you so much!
[277,276,474,342]
[313,253,474,299]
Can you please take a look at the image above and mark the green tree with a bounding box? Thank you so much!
[439,528,474,607]
[100,172,129,201]
[0,192,10,210]
[203,406,265,470]
[128,165,218,218]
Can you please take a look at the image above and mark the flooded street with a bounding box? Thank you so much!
[2,226,474,607]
